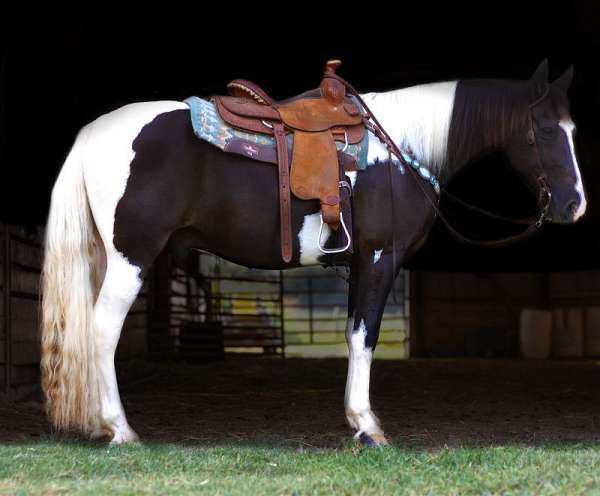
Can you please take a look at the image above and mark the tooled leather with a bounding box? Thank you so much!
[214,97,275,135]
[212,60,364,261]
[276,98,363,132]
[290,130,341,228]
[273,122,292,263]
[227,79,274,105]
[216,96,281,120]
[214,97,364,143]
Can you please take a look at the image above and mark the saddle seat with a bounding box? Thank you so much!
[212,60,365,263]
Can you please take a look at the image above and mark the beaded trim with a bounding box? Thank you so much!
[399,150,441,195]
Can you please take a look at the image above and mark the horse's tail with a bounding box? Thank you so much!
[41,124,100,434]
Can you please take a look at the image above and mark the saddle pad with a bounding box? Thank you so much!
[184,96,369,169]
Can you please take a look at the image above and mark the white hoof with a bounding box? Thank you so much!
[346,407,386,445]
[109,425,140,445]
[91,424,139,444]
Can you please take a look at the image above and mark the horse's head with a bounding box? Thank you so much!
[505,60,586,224]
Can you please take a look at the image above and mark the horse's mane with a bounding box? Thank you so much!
[361,79,532,177]
[446,79,531,171]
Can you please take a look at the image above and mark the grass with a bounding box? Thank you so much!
[2,440,600,495]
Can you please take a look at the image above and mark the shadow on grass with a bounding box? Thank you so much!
[3,358,600,450]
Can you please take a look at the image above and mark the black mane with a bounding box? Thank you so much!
[446,79,532,172]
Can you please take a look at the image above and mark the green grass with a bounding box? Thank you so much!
[3,440,600,495]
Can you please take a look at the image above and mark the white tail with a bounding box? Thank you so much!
[41,125,101,434]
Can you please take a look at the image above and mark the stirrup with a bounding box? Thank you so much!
[318,212,351,254]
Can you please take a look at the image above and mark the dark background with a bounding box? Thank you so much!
[1,3,599,271]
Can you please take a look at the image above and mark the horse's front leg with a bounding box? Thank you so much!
[345,249,398,446]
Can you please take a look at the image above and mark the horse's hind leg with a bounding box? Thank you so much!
[91,249,143,443]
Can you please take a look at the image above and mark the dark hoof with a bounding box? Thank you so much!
[358,432,389,447]
[358,432,378,447]
[90,428,114,443]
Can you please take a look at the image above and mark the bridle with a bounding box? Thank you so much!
[437,82,552,246]
[326,72,553,249]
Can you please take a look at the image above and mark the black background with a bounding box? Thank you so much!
[2,3,599,270]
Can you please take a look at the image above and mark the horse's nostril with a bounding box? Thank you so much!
[567,200,578,215]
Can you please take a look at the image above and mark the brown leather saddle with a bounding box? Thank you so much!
[212,60,365,263]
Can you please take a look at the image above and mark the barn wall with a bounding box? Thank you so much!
[1,224,44,399]
[0,223,148,400]
[412,270,600,358]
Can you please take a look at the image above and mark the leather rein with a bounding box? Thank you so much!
[327,73,552,249]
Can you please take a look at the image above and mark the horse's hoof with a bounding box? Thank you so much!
[91,425,140,445]
[358,432,389,447]
[110,427,140,445]
[90,428,114,443]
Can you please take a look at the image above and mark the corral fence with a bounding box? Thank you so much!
[283,267,410,358]
[142,251,410,360]
[1,227,411,399]
[143,251,285,360]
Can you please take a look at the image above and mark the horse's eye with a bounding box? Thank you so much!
[541,126,555,136]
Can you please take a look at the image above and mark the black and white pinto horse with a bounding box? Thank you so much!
[41,61,585,445]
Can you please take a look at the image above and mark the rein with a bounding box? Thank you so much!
[327,73,552,249]
[437,83,551,247]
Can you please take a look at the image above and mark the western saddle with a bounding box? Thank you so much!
[212,60,365,263]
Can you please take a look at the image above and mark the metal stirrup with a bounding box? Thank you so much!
[318,212,351,254]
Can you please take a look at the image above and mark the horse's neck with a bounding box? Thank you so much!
[362,79,530,184]
[443,79,531,181]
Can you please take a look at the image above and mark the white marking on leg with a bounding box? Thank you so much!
[345,316,385,440]
[298,213,331,266]
[373,249,383,264]
[93,252,143,443]
[559,118,587,220]
[81,100,186,442]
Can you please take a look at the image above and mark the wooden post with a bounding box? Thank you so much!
[308,276,314,344]
[409,270,422,358]
[3,224,11,395]
[540,272,551,310]
[279,271,286,359]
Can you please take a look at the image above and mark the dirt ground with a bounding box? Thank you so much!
[3,358,600,448]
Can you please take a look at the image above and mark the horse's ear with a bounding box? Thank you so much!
[553,65,574,92]
[531,59,549,82]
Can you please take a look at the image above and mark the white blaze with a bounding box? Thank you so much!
[559,118,587,220]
